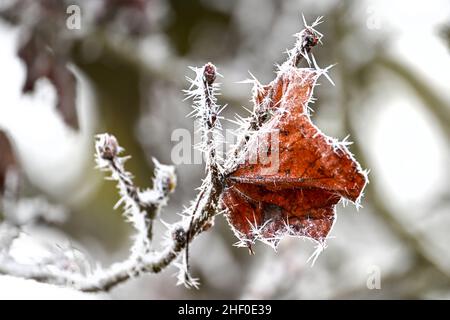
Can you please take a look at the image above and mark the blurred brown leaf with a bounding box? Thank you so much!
[18,34,78,130]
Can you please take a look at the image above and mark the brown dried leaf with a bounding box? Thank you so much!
[222,68,367,250]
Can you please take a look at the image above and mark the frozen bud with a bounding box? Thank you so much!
[302,28,319,53]
[160,174,177,195]
[172,227,186,244]
[153,158,177,196]
[97,134,119,160]
[203,62,216,85]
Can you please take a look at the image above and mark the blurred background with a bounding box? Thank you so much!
[0,0,449,299]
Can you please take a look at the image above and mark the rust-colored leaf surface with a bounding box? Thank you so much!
[222,67,367,249]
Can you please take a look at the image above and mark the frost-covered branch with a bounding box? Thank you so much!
[0,134,179,291]
[0,64,225,292]
[95,133,175,243]
[180,62,225,288]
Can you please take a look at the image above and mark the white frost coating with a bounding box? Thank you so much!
[169,63,225,288]
[184,64,225,174]
[173,261,200,289]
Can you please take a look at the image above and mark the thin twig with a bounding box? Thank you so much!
[182,62,223,287]
[185,188,206,283]
[375,56,450,137]
[95,134,172,243]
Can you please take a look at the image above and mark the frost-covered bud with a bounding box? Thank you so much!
[172,227,186,244]
[203,62,216,85]
[302,28,319,52]
[160,175,176,195]
[153,158,177,197]
[96,134,119,160]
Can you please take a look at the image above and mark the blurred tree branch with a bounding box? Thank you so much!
[375,57,450,138]
[72,30,246,111]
